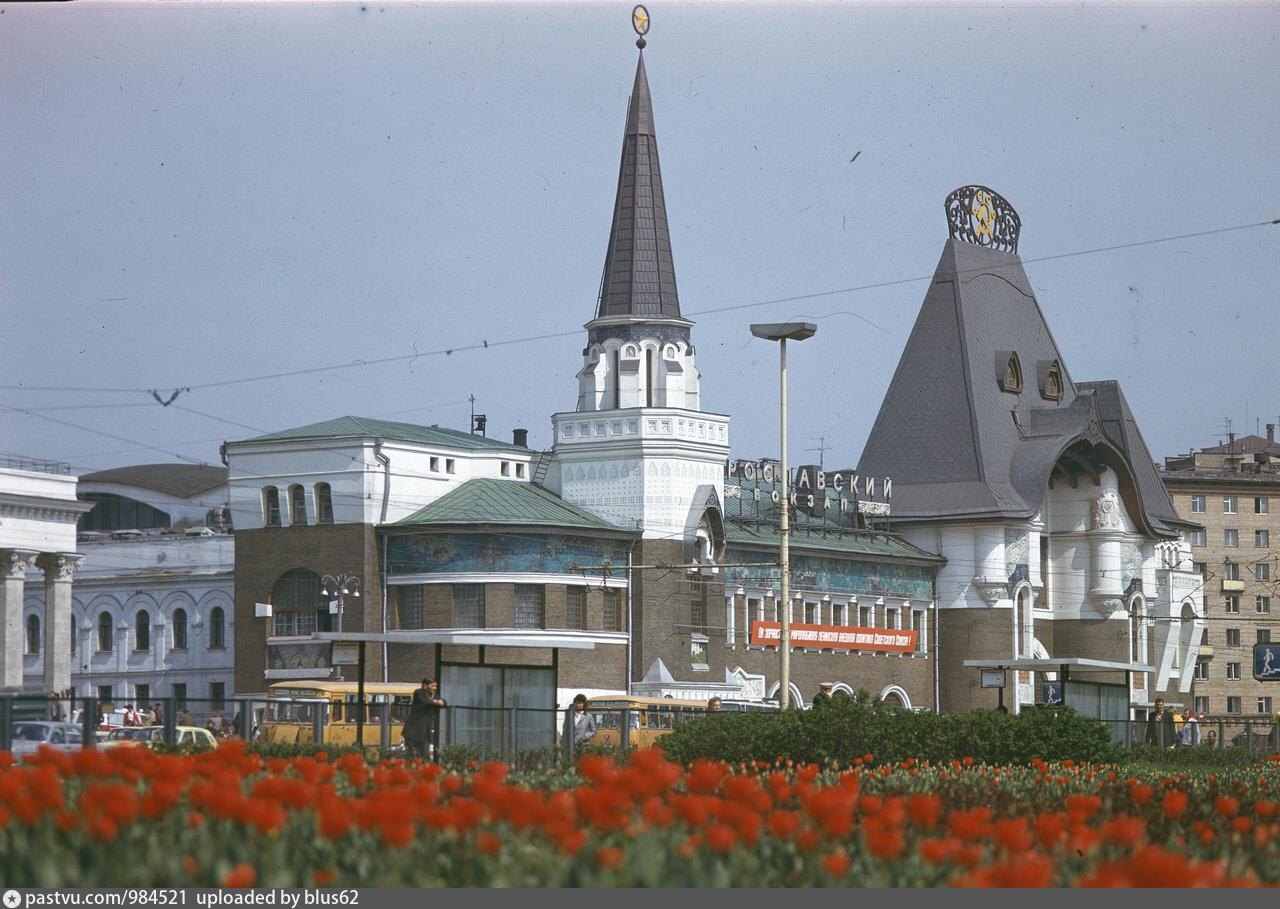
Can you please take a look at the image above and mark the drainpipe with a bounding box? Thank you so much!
[934,526,943,714]
[626,537,641,696]
[374,441,392,682]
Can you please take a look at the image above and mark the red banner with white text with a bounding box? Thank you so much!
[749,620,917,653]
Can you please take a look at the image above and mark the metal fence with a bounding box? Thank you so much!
[1104,716,1280,751]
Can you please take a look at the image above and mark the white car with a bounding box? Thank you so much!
[100,726,218,749]
[9,722,86,755]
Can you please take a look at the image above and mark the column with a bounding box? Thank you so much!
[37,553,83,696]
[1,550,36,690]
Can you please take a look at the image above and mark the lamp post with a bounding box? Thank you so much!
[321,573,360,681]
[749,322,817,710]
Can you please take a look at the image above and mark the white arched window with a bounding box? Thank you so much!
[97,612,113,652]
[172,608,188,650]
[26,615,40,655]
[209,606,226,649]
[135,611,150,651]
[262,486,281,526]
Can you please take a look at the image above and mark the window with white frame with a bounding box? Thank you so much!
[1255,562,1272,581]
[833,602,848,626]
[1255,496,1269,515]
[262,486,281,526]
[884,606,900,630]
[1224,529,1239,547]
[500,461,510,477]
[1257,596,1271,614]
[912,608,928,653]
[858,602,874,627]
[445,459,456,474]
[1226,628,1241,647]
[725,596,736,647]
[1194,696,1209,715]
[1227,696,1241,714]
[430,457,440,472]
[1260,697,1274,715]
[1190,495,1206,514]
[1194,658,1210,680]
[748,597,763,628]
[803,601,818,625]
[1189,529,1206,546]
[516,463,526,479]
[1256,530,1270,548]
[1225,596,1240,614]
[1227,662,1241,680]
[288,484,307,525]
[1258,628,1272,644]
[1223,495,1238,514]
[1224,562,1240,581]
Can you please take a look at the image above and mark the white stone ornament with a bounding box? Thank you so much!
[1093,490,1124,531]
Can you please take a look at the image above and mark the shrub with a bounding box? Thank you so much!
[658,698,1121,766]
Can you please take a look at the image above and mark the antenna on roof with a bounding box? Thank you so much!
[469,394,487,437]
[804,437,827,471]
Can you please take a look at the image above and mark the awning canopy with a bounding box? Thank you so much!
[311,629,627,651]
[963,657,1153,674]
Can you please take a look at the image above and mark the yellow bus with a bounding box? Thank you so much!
[585,696,710,748]
[259,681,418,747]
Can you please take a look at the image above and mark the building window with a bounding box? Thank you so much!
[135,611,150,651]
[514,585,544,629]
[859,602,874,627]
[516,463,526,479]
[1259,629,1272,644]
[314,483,334,524]
[1194,696,1209,715]
[210,682,226,712]
[1224,562,1240,581]
[1194,562,1207,576]
[500,461,510,477]
[173,683,187,711]
[1190,495,1206,514]
[1227,662,1241,680]
[25,615,40,655]
[135,683,149,707]
[98,612,113,652]
[263,486,281,526]
[78,492,172,533]
[430,457,440,472]
[604,589,623,632]
[398,587,424,629]
[1222,495,1238,514]
[1224,529,1239,548]
[1226,596,1240,614]
[1227,696,1241,714]
[1260,697,1275,715]
[209,606,225,649]
[1040,359,1063,401]
[98,685,113,705]
[833,602,847,626]
[912,609,928,653]
[271,569,326,638]
[565,587,586,630]
[1256,496,1269,515]
[70,617,76,655]
[1226,628,1241,647]
[999,351,1023,393]
[1257,596,1271,614]
[725,596,736,647]
[1256,530,1270,548]
[445,459,456,474]
[1256,562,1272,581]
[1194,658,1210,680]
[1189,529,1206,546]
[884,606,900,630]
[803,602,818,625]
[689,579,707,633]
[172,608,188,650]
[453,584,485,628]
[288,484,307,525]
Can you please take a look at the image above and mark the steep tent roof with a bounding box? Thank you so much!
[239,416,526,452]
[594,51,682,321]
[78,464,228,499]
[858,238,1186,537]
[392,478,634,535]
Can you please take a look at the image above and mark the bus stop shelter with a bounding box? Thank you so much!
[963,657,1155,722]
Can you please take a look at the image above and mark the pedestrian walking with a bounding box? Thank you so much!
[403,677,446,761]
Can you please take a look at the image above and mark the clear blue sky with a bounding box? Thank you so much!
[3,1,1278,473]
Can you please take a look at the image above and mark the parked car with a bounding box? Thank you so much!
[100,726,218,749]
[9,722,86,755]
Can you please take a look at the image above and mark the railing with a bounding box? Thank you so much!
[0,454,73,475]
[1103,716,1280,751]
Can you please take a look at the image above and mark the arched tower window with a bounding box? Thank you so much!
[288,484,307,525]
[1129,595,1147,664]
[172,608,188,650]
[314,483,334,524]
[1040,359,1064,401]
[645,348,654,407]
[997,351,1023,393]
[263,487,281,526]
[135,610,150,651]
[209,606,226,649]
[271,569,327,638]
[97,612,114,652]
[1014,585,1034,658]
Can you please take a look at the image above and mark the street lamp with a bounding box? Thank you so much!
[749,322,817,710]
[320,573,360,681]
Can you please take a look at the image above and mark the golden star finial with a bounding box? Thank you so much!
[633,5,650,38]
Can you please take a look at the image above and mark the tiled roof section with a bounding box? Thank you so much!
[725,522,944,565]
[393,478,634,533]
[595,52,681,320]
[857,239,1184,537]
[1198,434,1280,456]
[78,464,228,499]
[240,416,526,452]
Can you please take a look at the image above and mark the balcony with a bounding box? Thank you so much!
[1222,579,1245,592]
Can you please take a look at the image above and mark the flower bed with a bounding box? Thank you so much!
[1,744,1278,887]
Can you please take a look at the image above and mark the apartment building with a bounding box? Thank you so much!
[1164,428,1280,730]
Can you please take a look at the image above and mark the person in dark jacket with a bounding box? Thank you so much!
[1145,698,1177,748]
[403,678,446,761]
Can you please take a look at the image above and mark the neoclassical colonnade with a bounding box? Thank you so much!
[2,550,84,695]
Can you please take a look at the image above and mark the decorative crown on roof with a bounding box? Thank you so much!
[945,185,1021,253]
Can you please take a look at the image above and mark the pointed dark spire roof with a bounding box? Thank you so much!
[594,51,682,321]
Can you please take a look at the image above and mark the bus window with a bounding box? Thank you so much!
[331,700,343,723]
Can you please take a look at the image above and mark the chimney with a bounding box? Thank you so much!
[1268,423,1276,444]
[512,428,528,448]
[1229,431,1237,449]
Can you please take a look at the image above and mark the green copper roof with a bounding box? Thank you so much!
[241,416,526,452]
[725,522,944,565]
[393,479,634,533]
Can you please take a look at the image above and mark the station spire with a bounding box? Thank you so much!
[594,5,682,322]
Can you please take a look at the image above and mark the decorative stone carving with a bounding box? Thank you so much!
[1093,490,1124,531]
[1,549,36,579]
[973,577,1008,607]
[35,552,84,581]
[1091,593,1127,618]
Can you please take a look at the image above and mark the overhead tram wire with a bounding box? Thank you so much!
[2,217,1275,399]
